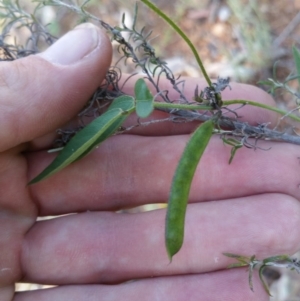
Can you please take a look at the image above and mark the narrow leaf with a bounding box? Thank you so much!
[108,95,135,111]
[248,266,254,292]
[134,78,154,118]
[222,137,243,164]
[229,144,243,164]
[223,252,248,259]
[259,266,272,296]
[262,254,290,264]
[72,96,135,162]
[227,263,248,268]
[29,96,135,184]
[132,2,138,31]
[292,46,300,87]
[223,252,250,265]
[165,120,214,260]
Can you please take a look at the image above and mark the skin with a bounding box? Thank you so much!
[1,23,300,301]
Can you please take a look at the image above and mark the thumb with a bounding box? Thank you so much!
[0,23,112,152]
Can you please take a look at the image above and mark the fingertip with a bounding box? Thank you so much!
[38,23,112,67]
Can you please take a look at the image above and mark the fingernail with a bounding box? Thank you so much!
[39,23,99,65]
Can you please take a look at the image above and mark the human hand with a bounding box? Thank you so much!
[1,24,300,301]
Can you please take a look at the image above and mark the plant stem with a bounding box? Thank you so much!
[140,0,212,87]
[154,102,212,111]
[225,99,300,122]
[166,108,300,145]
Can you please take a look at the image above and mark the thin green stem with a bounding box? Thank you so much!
[225,99,300,122]
[140,0,212,87]
[154,102,212,111]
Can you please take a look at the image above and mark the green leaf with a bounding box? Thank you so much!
[227,262,248,268]
[259,266,272,296]
[292,46,300,88]
[223,252,245,259]
[29,96,135,184]
[134,78,154,118]
[107,95,135,111]
[229,145,243,164]
[262,254,290,264]
[223,252,251,265]
[222,137,243,164]
[165,120,214,260]
[258,80,274,86]
[248,265,254,292]
[72,95,135,162]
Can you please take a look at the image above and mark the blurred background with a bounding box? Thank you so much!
[2,0,300,299]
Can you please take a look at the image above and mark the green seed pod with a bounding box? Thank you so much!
[165,119,214,260]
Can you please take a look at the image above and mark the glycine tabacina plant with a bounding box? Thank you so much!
[2,0,300,296]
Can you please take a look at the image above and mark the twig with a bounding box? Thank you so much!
[273,11,300,47]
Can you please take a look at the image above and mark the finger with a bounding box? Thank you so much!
[34,77,278,149]
[120,77,278,136]
[0,23,112,152]
[0,23,112,293]
[14,269,268,301]
[21,194,300,284]
[28,134,300,215]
